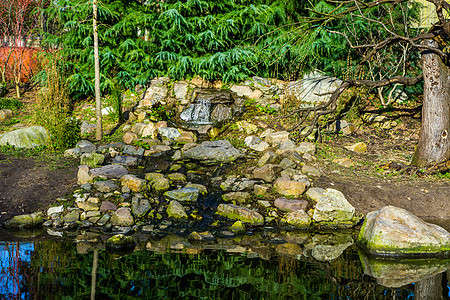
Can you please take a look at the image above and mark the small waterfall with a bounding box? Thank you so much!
[180,99,212,124]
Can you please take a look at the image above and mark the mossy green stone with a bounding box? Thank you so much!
[3,212,44,229]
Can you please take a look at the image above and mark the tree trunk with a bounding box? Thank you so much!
[93,0,102,141]
[412,39,450,166]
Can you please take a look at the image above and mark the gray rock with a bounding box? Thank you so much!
[100,201,117,212]
[91,164,128,179]
[231,85,253,97]
[123,145,145,156]
[0,126,51,148]
[249,141,269,152]
[216,204,264,225]
[64,147,82,158]
[3,212,44,228]
[93,180,118,193]
[131,198,150,218]
[97,213,111,226]
[164,187,199,203]
[280,158,296,169]
[47,205,64,216]
[313,189,355,222]
[111,207,134,226]
[174,82,188,100]
[63,210,80,223]
[166,200,188,220]
[76,140,97,153]
[185,183,208,195]
[278,140,296,151]
[220,177,258,192]
[257,151,278,167]
[182,140,243,165]
[222,192,251,204]
[112,155,139,167]
[359,206,450,256]
[244,135,262,147]
[158,127,181,142]
[274,197,308,212]
[285,71,342,106]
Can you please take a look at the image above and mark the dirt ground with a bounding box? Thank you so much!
[0,152,78,223]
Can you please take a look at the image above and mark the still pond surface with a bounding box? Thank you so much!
[0,230,448,299]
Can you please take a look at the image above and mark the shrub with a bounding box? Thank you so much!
[33,58,80,150]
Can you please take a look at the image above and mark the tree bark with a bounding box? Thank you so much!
[412,39,450,166]
[93,0,102,141]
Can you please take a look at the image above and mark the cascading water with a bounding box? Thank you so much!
[180,99,212,125]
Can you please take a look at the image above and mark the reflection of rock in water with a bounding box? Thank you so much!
[360,252,449,289]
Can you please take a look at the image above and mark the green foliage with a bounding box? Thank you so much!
[0,97,23,110]
[42,0,310,99]
[33,57,81,150]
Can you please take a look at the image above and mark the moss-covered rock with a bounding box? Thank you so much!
[216,204,264,226]
[3,212,44,229]
[166,200,188,220]
[164,187,199,203]
[358,206,450,257]
[0,126,51,148]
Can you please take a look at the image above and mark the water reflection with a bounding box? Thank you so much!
[0,233,448,299]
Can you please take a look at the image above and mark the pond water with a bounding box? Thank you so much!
[0,230,448,299]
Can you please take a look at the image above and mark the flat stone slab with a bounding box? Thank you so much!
[164,187,199,203]
[90,165,128,179]
[274,197,308,212]
[182,140,243,165]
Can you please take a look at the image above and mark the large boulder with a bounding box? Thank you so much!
[312,189,355,222]
[216,204,264,226]
[285,71,342,106]
[3,212,44,229]
[182,140,243,165]
[0,126,51,148]
[358,206,450,256]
